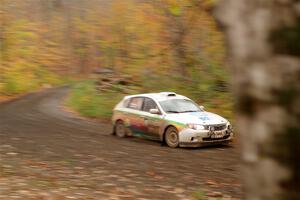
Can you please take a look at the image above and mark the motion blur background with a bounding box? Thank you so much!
[2,1,300,199]
[0,0,232,120]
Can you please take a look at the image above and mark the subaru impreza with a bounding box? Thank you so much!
[112,92,233,148]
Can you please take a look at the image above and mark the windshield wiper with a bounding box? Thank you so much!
[180,110,199,113]
[166,110,180,113]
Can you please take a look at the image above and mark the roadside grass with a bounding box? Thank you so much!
[0,66,77,103]
[66,79,234,124]
[0,68,73,103]
[0,67,63,95]
[65,80,124,119]
[192,190,207,200]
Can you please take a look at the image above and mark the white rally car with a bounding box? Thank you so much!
[112,92,233,148]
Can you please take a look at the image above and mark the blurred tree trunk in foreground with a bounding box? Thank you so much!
[216,1,300,199]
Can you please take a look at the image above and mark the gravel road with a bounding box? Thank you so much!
[0,87,243,200]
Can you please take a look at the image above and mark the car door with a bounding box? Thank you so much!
[126,97,147,136]
[141,97,164,140]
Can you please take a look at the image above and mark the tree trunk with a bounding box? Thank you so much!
[216,1,300,200]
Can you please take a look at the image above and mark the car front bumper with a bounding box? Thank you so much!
[178,128,233,147]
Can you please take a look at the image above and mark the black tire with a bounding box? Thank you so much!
[115,120,127,138]
[164,126,179,148]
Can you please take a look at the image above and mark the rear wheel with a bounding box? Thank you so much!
[115,120,127,138]
[165,127,179,148]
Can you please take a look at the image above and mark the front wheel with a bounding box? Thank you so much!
[115,120,127,138]
[165,127,179,148]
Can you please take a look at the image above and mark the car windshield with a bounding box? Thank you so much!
[159,99,201,113]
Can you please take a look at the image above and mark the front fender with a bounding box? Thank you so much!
[159,120,187,141]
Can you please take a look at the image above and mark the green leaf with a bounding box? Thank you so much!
[169,5,181,16]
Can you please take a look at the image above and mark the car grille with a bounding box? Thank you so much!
[209,124,226,131]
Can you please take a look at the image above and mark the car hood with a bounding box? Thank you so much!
[165,111,227,125]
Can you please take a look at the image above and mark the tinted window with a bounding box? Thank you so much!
[142,98,158,112]
[127,97,144,110]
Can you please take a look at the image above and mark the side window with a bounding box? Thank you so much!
[127,97,144,110]
[123,99,130,107]
[142,98,158,112]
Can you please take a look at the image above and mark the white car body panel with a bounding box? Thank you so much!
[112,92,234,147]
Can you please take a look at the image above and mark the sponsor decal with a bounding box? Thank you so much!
[125,119,130,126]
[189,112,211,121]
[199,116,210,121]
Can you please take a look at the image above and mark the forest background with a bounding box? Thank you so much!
[0,0,232,120]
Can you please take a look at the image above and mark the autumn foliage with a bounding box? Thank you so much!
[0,0,232,119]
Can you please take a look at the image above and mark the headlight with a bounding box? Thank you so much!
[227,122,233,133]
[227,122,232,129]
[187,123,206,130]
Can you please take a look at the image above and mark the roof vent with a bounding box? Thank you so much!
[160,92,176,97]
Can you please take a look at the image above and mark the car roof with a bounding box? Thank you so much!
[124,92,191,102]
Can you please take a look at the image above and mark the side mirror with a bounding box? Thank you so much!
[150,108,160,115]
[199,105,205,111]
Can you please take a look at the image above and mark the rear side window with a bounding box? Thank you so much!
[142,98,158,112]
[127,97,144,110]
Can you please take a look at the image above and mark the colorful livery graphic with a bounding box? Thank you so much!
[112,92,233,148]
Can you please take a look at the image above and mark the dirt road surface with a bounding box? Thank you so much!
[0,88,243,200]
